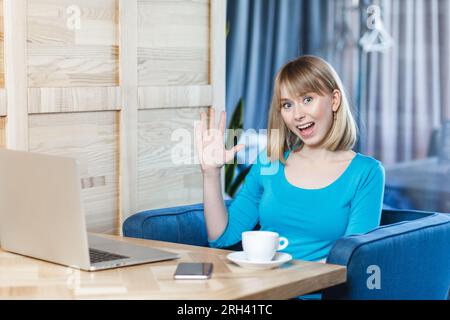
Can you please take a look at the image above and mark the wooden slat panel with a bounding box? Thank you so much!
[4,0,28,150]
[137,0,209,47]
[28,46,119,87]
[28,111,120,234]
[137,0,209,86]
[210,0,226,117]
[118,0,138,227]
[27,0,118,87]
[0,0,4,88]
[138,85,213,109]
[0,89,6,116]
[138,165,203,211]
[27,0,117,46]
[211,0,227,193]
[137,107,207,211]
[28,87,121,114]
[0,117,6,149]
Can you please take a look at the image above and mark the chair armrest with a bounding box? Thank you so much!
[324,212,450,300]
[123,200,233,247]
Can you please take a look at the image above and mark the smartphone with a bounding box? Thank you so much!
[173,262,213,280]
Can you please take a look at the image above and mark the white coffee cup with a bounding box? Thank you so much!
[242,231,289,262]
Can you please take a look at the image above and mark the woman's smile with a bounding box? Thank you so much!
[296,122,316,138]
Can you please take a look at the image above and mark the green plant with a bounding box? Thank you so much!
[224,98,250,198]
[224,22,250,198]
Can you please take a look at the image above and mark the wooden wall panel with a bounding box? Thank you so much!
[0,89,6,115]
[23,0,121,234]
[0,116,5,148]
[2,0,226,231]
[210,0,226,126]
[0,0,4,148]
[135,0,225,213]
[27,0,119,87]
[4,0,28,150]
[0,0,4,88]
[28,87,121,113]
[0,1,4,116]
[138,85,213,110]
[137,107,206,211]
[28,111,120,234]
[137,0,209,86]
[118,0,138,227]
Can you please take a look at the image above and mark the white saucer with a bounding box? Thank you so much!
[226,251,293,270]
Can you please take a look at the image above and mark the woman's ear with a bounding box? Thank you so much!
[331,89,341,112]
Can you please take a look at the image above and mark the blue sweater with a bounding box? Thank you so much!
[209,149,385,261]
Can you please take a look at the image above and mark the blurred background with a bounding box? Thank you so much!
[224,0,450,214]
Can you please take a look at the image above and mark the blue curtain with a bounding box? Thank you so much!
[227,0,450,164]
[227,0,301,130]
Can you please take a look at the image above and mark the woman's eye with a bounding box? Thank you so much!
[282,102,292,109]
[304,97,313,104]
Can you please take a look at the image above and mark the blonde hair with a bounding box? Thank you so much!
[267,55,358,164]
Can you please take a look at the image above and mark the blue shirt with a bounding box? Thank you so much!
[209,149,385,262]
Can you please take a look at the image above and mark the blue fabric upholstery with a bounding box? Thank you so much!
[123,203,208,246]
[324,210,450,300]
[123,204,450,300]
[123,200,233,247]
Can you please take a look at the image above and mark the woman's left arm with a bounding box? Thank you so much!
[344,162,385,236]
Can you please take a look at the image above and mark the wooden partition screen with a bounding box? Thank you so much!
[0,0,5,148]
[2,0,226,234]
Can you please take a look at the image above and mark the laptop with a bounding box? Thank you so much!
[0,149,179,271]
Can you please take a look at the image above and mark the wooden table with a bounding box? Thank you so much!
[385,157,450,213]
[0,234,346,300]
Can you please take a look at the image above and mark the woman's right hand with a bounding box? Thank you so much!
[195,108,245,175]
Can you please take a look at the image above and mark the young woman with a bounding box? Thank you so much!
[195,55,385,263]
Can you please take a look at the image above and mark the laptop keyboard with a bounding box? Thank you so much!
[89,248,129,264]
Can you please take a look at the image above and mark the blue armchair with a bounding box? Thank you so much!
[123,202,450,300]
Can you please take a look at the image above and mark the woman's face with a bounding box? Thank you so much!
[279,86,340,148]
